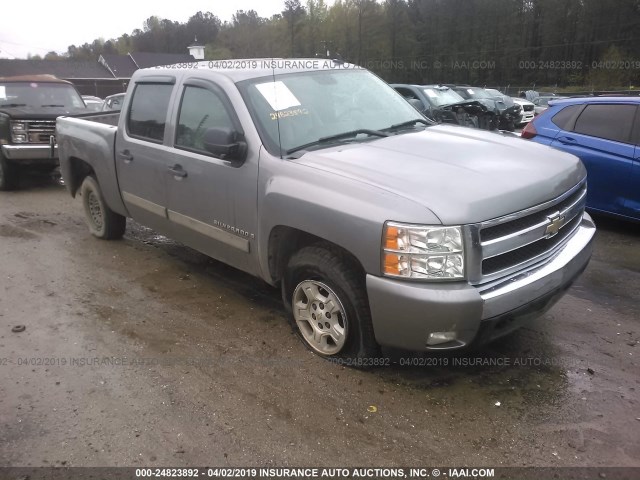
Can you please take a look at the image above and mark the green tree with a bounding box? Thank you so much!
[282,0,306,56]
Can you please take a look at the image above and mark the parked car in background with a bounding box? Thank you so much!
[513,97,535,126]
[0,74,87,190]
[522,96,640,221]
[449,85,521,131]
[102,93,126,111]
[486,88,535,126]
[82,95,103,111]
[533,95,567,116]
[391,84,497,130]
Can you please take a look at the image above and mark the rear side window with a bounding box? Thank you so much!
[394,87,418,100]
[175,86,234,154]
[573,104,637,144]
[551,104,582,130]
[127,84,173,142]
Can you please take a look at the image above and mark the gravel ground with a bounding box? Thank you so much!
[0,174,638,472]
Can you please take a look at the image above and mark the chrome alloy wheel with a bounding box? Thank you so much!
[87,191,104,230]
[292,280,348,355]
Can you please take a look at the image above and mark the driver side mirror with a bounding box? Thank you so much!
[203,127,247,161]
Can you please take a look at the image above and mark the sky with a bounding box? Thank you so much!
[0,0,298,59]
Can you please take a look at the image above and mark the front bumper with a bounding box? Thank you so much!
[367,212,595,351]
[2,144,58,162]
[519,111,535,124]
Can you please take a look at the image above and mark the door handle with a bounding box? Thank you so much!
[168,164,187,178]
[557,136,577,144]
[118,150,134,163]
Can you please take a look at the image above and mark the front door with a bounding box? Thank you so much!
[165,78,259,274]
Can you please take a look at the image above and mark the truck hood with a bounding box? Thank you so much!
[293,125,586,225]
[0,106,88,119]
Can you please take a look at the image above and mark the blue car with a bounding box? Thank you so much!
[522,96,640,221]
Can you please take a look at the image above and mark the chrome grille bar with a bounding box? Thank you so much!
[467,180,587,286]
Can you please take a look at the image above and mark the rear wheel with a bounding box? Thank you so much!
[0,154,19,191]
[80,175,126,240]
[283,244,380,362]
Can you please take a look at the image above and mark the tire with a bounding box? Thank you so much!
[80,175,126,240]
[282,243,380,362]
[0,153,19,191]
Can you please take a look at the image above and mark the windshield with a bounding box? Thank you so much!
[422,87,465,107]
[239,69,427,156]
[0,81,85,108]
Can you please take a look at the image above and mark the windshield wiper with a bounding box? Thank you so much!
[0,103,27,107]
[41,104,65,107]
[384,118,431,132]
[286,129,389,155]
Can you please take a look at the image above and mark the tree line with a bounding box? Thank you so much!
[38,0,640,89]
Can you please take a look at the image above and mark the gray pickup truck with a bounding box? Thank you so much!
[56,59,595,362]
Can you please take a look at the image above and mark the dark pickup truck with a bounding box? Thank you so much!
[0,74,87,190]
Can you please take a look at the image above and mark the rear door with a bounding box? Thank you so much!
[164,77,259,275]
[115,76,177,233]
[551,103,636,216]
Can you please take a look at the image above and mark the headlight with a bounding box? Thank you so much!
[11,121,28,143]
[11,121,27,132]
[382,222,464,280]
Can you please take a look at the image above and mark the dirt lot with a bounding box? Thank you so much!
[0,175,638,471]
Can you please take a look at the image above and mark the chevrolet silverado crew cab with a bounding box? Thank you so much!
[0,74,87,190]
[56,59,595,361]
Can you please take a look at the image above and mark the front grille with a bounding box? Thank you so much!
[474,181,587,283]
[25,119,56,144]
[482,213,582,275]
[523,104,534,112]
[481,183,586,242]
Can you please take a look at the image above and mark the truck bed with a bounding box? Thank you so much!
[56,113,127,217]
[66,110,120,126]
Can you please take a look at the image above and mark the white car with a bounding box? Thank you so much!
[81,95,104,111]
[513,97,535,126]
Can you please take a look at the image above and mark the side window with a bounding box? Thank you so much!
[127,84,173,142]
[551,104,582,130]
[573,104,637,144]
[175,86,234,154]
[395,87,417,100]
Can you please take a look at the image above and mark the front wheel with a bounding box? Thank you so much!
[283,244,380,361]
[80,175,126,240]
[0,154,19,191]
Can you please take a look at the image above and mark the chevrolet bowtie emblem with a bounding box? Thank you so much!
[545,214,565,238]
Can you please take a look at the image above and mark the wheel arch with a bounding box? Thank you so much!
[66,156,95,197]
[267,225,367,302]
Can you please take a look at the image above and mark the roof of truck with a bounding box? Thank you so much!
[138,58,357,83]
[0,74,73,84]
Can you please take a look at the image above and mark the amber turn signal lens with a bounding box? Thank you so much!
[383,253,400,275]
[385,226,399,250]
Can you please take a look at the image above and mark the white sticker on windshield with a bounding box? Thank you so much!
[467,89,475,95]
[255,81,301,111]
[0,86,6,99]
[424,89,437,98]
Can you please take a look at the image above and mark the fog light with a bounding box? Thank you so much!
[426,331,457,346]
